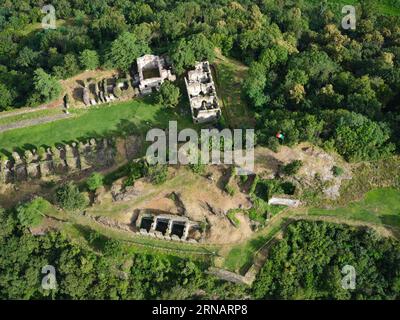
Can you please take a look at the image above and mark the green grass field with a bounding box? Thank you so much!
[223,187,400,274]
[223,235,269,273]
[222,220,285,274]
[214,52,254,128]
[309,188,400,228]
[0,98,194,154]
[0,108,62,126]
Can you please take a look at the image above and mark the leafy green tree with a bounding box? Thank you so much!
[170,39,196,75]
[91,8,128,40]
[32,68,62,103]
[107,32,150,71]
[243,62,267,108]
[170,34,215,75]
[190,33,215,63]
[16,197,49,228]
[0,206,16,238]
[123,161,146,187]
[79,50,99,70]
[156,81,180,108]
[16,47,39,68]
[56,182,88,211]
[332,112,395,162]
[288,48,339,84]
[0,83,13,111]
[128,2,154,24]
[86,173,104,192]
[54,53,80,79]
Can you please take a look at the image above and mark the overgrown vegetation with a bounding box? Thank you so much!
[86,173,104,192]
[282,160,303,176]
[1,0,400,301]
[16,197,49,228]
[56,182,88,211]
[0,206,247,299]
[123,160,168,187]
[253,221,400,299]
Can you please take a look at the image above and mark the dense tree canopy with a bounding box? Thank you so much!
[0,205,246,299]
[32,68,62,104]
[79,49,99,70]
[107,32,150,71]
[1,1,399,160]
[156,81,181,109]
[253,221,400,300]
[2,203,400,300]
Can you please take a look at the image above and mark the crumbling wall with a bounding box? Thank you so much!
[0,138,116,184]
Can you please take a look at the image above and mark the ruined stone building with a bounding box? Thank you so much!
[136,210,201,243]
[135,54,176,95]
[185,61,221,123]
[0,139,115,184]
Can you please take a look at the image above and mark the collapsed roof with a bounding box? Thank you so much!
[185,61,221,124]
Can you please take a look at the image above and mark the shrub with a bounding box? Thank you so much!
[145,164,168,185]
[86,173,104,191]
[225,184,235,196]
[248,207,267,224]
[189,162,205,175]
[282,160,303,175]
[79,50,99,70]
[332,165,344,177]
[227,210,240,227]
[124,161,146,187]
[280,181,296,195]
[156,81,180,108]
[267,136,280,152]
[56,182,88,211]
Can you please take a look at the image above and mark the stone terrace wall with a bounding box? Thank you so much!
[0,138,115,184]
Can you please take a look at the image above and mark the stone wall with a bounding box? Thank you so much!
[0,138,115,184]
[136,211,201,243]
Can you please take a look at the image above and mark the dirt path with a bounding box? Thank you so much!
[0,99,63,120]
[0,113,72,133]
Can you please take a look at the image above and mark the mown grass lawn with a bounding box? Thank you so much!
[308,188,400,228]
[0,98,194,154]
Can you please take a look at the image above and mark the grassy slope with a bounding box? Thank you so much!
[0,98,194,154]
[222,187,400,273]
[213,51,254,128]
[45,201,218,258]
[308,188,400,228]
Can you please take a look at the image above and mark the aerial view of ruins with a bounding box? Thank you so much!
[1,0,400,305]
